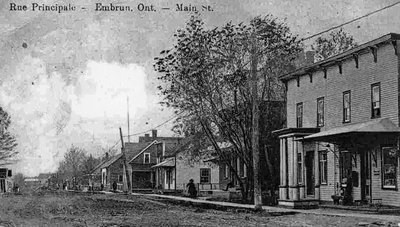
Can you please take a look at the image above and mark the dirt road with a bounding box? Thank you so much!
[0,191,396,226]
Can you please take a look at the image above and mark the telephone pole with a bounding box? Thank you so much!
[250,34,262,210]
[127,97,130,142]
[119,127,132,193]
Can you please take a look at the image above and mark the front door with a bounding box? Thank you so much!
[305,151,315,196]
[360,151,371,202]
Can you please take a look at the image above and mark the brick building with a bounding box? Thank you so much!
[274,33,400,207]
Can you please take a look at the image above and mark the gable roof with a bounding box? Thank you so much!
[128,140,159,163]
[93,141,155,170]
[91,158,109,174]
[99,154,123,169]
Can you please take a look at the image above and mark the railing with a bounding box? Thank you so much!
[197,183,220,190]
[117,183,123,191]
[178,183,220,190]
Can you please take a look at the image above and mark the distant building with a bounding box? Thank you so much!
[94,130,183,191]
[152,137,220,193]
[0,168,13,193]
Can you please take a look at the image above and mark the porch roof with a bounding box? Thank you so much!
[303,118,400,141]
[152,157,175,168]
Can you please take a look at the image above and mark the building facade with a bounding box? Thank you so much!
[274,33,400,207]
[0,168,13,193]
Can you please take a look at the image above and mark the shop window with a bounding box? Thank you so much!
[319,152,328,184]
[382,147,397,189]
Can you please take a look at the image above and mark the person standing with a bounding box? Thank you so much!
[186,179,197,198]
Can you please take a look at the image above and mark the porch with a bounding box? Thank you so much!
[302,118,400,207]
[273,118,400,208]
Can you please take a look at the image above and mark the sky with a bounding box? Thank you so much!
[1,0,400,176]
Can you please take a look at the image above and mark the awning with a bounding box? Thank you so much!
[303,118,400,141]
[152,157,175,168]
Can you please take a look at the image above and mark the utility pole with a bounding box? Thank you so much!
[119,127,132,194]
[250,34,262,210]
[127,97,130,143]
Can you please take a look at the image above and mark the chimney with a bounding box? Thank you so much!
[295,50,315,68]
[305,51,315,64]
[145,133,150,142]
[152,129,157,139]
[105,152,109,160]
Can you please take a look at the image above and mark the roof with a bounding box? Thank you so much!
[91,158,109,173]
[128,140,159,163]
[280,33,400,82]
[37,173,53,179]
[303,118,400,141]
[272,128,320,137]
[101,154,123,168]
[94,142,154,170]
[151,157,175,168]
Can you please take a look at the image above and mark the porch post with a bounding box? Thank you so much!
[292,139,299,200]
[298,141,305,199]
[279,138,287,200]
[314,142,320,200]
[287,137,294,200]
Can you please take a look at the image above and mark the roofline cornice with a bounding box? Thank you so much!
[280,33,400,82]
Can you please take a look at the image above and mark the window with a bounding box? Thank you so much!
[243,162,247,177]
[343,91,351,123]
[319,152,328,184]
[224,164,229,179]
[144,153,150,164]
[371,83,381,118]
[297,152,303,184]
[119,175,123,182]
[296,102,303,128]
[382,147,397,189]
[317,97,324,127]
[200,168,211,184]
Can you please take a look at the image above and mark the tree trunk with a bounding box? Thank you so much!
[250,35,262,210]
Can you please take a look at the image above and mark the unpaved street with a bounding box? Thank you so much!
[0,191,397,227]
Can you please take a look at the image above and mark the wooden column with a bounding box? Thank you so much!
[287,137,294,200]
[292,139,299,201]
[298,141,305,199]
[314,142,320,200]
[279,138,288,200]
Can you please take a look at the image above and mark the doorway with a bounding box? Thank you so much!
[360,151,371,202]
[305,151,315,196]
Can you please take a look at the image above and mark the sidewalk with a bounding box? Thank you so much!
[133,193,400,222]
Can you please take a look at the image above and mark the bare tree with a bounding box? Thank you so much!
[0,107,18,166]
[57,145,86,182]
